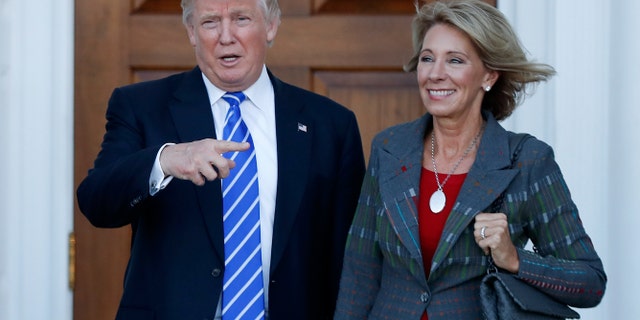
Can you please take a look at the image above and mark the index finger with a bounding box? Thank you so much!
[215,140,250,154]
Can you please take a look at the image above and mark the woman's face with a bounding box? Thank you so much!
[417,23,497,120]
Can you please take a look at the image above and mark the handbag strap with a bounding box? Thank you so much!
[486,133,532,273]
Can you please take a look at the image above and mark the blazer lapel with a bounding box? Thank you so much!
[429,113,519,275]
[168,67,225,262]
[376,115,430,283]
[268,72,313,273]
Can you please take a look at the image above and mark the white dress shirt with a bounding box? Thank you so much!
[149,66,278,316]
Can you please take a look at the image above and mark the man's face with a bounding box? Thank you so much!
[186,0,278,91]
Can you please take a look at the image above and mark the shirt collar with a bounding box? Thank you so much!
[201,65,272,112]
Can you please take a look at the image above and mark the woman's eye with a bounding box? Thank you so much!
[420,56,434,63]
[449,58,463,64]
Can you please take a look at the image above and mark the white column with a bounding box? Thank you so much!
[0,0,74,319]
[608,1,640,318]
[498,0,557,143]
[499,1,610,319]
[553,2,611,318]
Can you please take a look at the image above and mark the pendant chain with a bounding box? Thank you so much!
[431,123,486,191]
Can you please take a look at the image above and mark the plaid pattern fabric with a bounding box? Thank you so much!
[335,112,606,319]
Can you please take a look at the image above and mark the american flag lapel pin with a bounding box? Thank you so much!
[297,122,307,132]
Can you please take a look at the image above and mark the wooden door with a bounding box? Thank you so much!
[73,0,495,319]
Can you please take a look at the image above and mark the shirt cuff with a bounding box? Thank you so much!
[149,143,175,196]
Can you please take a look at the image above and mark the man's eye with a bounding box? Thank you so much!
[202,21,218,29]
[236,16,251,25]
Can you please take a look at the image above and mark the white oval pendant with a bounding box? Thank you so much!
[429,189,446,214]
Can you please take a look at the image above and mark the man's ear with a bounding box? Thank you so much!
[186,23,197,47]
[266,18,280,44]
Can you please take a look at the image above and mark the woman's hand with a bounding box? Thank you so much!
[474,212,520,273]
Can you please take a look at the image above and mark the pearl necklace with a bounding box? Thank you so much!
[429,123,485,213]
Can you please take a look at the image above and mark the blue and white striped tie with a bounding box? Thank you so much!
[220,92,265,320]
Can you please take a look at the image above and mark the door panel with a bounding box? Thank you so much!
[73,0,495,319]
[314,71,422,162]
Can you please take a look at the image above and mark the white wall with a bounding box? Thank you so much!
[607,1,640,319]
[500,0,640,318]
[0,0,636,319]
[0,0,74,319]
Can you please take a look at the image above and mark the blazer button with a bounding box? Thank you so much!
[211,269,222,277]
[420,292,430,304]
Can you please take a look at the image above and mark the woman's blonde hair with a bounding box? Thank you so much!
[404,0,556,120]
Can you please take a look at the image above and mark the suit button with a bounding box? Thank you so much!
[420,292,429,303]
[211,269,222,277]
[129,196,142,207]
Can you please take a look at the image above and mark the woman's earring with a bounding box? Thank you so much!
[484,85,491,92]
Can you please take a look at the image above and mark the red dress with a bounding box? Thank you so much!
[419,167,467,320]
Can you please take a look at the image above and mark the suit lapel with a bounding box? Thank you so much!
[168,67,225,262]
[268,73,313,273]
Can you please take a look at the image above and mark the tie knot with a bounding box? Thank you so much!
[222,91,246,108]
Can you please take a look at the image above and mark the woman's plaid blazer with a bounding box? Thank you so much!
[334,111,606,319]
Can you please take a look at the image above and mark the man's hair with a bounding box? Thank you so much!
[180,0,281,27]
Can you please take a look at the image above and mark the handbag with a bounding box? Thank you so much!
[480,259,580,319]
[479,133,580,320]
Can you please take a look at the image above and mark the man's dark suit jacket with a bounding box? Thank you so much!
[76,66,366,319]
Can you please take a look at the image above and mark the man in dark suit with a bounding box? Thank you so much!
[76,0,365,319]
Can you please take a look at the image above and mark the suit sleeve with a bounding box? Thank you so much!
[326,110,367,314]
[515,141,607,308]
[76,87,163,228]
[334,140,383,319]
